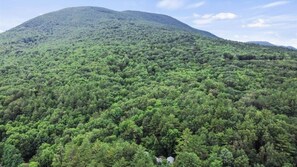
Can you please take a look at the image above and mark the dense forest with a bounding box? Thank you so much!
[0,7,297,167]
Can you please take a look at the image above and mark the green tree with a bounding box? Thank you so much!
[234,155,249,167]
[174,152,202,167]
[34,143,54,167]
[1,144,23,167]
[132,149,155,167]
[210,160,223,167]
[219,148,233,166]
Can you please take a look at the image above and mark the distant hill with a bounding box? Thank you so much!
[286,46,296,50]
[247,41,296,50]
[247,41,275,47]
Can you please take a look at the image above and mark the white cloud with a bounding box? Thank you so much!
[0,29,3,33]
[212,13,237,20]
[193,12,237,25]
[258,1,290,8]
[243,19,270,28]
[157,0,185,9]
[187,1,205,9]
[242,15,297,30]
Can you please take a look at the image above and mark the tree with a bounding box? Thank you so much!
[210,159,223,167]
[34,143,54,167]
[174,152,202,167]
[234,155,249,167]
[132,149,155,167]
[219,148,233,166]
[113,158,130,167]
[1,144,23,167]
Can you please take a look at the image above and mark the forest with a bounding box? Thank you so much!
[0,7,297,167]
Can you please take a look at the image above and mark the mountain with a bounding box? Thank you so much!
[247,41,296,50]
[286,46,296,50]
[247,41,276,47]
[1,7,297,167]
[122,10,216,37]
[0,7,216,48]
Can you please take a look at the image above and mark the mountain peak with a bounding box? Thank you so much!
[2,6,216,46]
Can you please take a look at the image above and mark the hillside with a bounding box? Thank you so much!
[247,41,276,47]
[0,7,297,167]
[0,7,216,51]
[247,41,296,50]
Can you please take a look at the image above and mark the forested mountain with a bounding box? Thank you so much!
[247,41,296,50]
[0,7,216,50]
[247,41,276,47]
[0,7,297,167]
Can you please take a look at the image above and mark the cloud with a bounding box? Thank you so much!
[193,12,237,25]
[243,19,270,28]
[187,1,205,9]
[0,30,3,33]
[212,13,237,20]
[258,1,290,8]
[157,0,184,9]
[242,15,297,30]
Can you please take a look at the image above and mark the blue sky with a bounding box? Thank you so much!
[0,0,296,47]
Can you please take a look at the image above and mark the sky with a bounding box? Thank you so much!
[0,0,297,47]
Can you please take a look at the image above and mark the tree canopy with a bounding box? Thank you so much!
[0,6,297,167]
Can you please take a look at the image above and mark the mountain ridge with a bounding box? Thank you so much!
[0,6,217,45]
[2,7,296,51]
[247,41,296,50]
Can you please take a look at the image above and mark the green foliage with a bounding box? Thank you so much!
[33,143,54,167]
[50,138,154,166]
[174,152,202,167]
[219,148,233,166]
[0,6,297,167]
[210,160,223,167]
[19,162,40,167]
[132,149,155,167]
[1,144,23,167]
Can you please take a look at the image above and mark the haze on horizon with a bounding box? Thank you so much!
[0,0,296,47]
